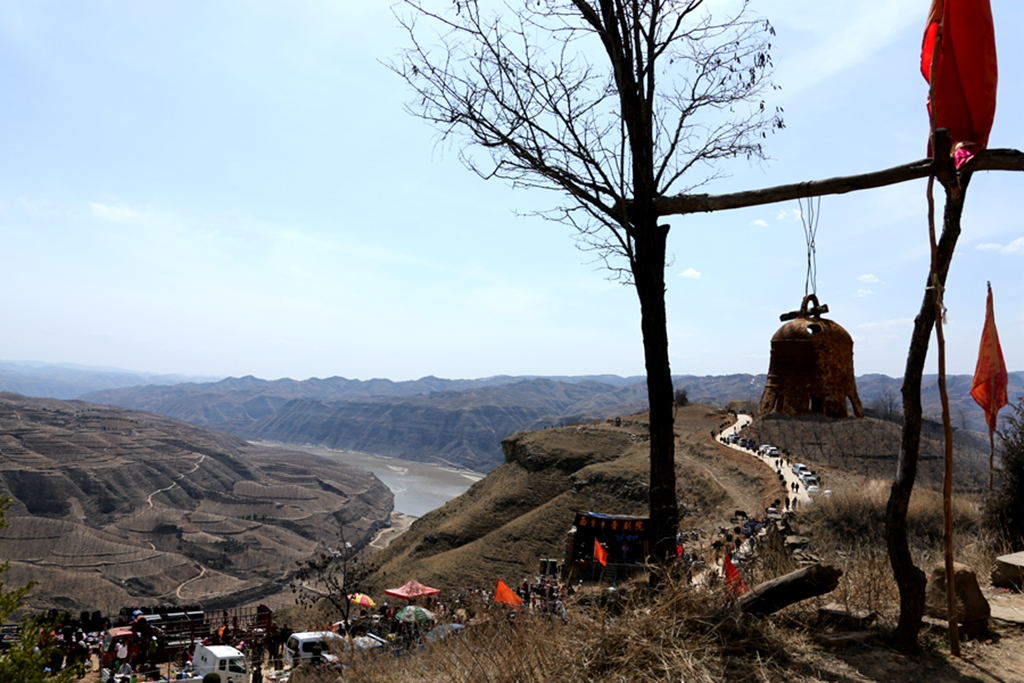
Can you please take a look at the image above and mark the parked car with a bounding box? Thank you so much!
[802,475,819,487]
[806,485,821,494]
[284,631,344,668]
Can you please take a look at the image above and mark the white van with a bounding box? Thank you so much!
[192,643,248,683]
[284,630,343,667]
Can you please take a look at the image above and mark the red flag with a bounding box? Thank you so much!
[723,553,748,596]
[921,0,998,155]
[970,283,1008,432]
[593,539,608,567]
[494,579,523,607]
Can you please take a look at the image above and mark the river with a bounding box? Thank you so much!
[264,443,484,517]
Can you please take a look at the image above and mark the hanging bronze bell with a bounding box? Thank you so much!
[758,294,864,418]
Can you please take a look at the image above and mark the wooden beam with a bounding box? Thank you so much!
[654,147,1024,216]
[737,563,843,617]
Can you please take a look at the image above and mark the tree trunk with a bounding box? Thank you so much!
[886,167,970,651]
[737,563,843,616]
[632,222,678,562]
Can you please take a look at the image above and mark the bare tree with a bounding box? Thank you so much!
[873,387,900,423]
[393,0,781,560]
[290,525,365,633]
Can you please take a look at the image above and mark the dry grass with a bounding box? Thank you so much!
[329,581,796,683]
[279,576,799,682]
[280,479,1023,683]
[796,480,1002,623]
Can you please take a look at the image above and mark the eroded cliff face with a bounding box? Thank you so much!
[87,377,651,472]
[360,407,742,592]
[0,394,393,613]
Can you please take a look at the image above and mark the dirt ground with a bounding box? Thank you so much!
[74,407,1024,682]
[790,597,1024,683]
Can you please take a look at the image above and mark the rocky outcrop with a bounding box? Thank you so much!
[244,380,649,472]
[991,551,1024,589]
[925,562,990,637]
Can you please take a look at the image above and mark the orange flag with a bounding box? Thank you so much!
[494,579,523,607]
[593,539,608,567]
[921,0,998,156]
[970,282,1008,432]
[723,553,748,596]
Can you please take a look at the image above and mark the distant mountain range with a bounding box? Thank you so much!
[71,369,1024,473]
[5,361,1019,472]
[0,360,219,400]
[85,376,652,472]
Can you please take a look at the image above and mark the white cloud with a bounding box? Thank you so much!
[750,219,768,228]
[1002,238,1024,254]
[679,267,702,280]
[856,289,876,298]
[973,238,1024,254]
[776,208,801,221]
[773,1,923,97]
[89,202,143,224]
[857,273,880,284]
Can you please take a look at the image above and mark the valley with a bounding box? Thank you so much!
[0,394,393,614]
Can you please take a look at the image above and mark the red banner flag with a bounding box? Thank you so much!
[593,539,608,567]
[494,579,524,607]
[971,283,1008,432]
[921,0,998,156]
[723,553,748,596]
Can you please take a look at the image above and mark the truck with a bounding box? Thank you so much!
[192,643,249,683]
[100,603,273,668]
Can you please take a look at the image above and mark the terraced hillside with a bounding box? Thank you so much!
[0,394,393,613]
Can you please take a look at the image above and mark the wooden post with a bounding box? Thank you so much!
[927,171,961,656]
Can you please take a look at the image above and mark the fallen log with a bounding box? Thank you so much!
[738,563,843,616]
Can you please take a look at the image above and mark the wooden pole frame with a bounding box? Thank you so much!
[645,135,1023,651]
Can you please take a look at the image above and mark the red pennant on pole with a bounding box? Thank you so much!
[494,579,524,607]
[971,282,1008,432]
[593,539,608,567]
[921,0,998,158]
[724,553,748,596]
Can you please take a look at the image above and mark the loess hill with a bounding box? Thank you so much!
[0,393,393,614]
[360,404,994,594]
[741,410,991,491]
[359,405,778,592]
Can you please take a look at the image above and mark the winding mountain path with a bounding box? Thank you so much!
[717,414,812,505]
[175,565,207,600]
[145,453,207,509]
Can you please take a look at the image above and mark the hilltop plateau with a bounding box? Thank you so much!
[350,406,1024,683]
[0,394,393,614]
[360,404,992,591]
[359,405,777,591]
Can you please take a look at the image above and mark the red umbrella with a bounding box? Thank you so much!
[383,580,441,601]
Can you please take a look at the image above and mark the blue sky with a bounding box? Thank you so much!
[1,1,1022,381]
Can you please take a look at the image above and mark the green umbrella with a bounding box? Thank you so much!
[395,605,435,624]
